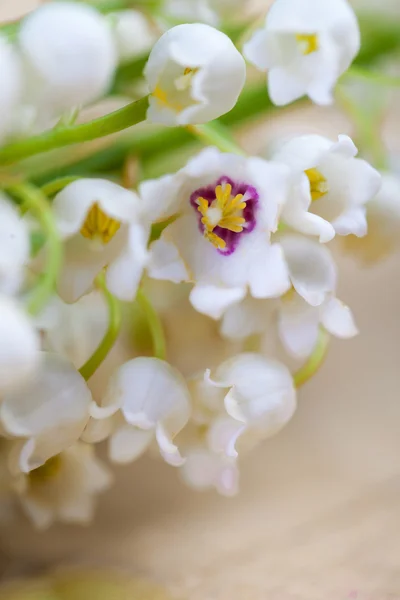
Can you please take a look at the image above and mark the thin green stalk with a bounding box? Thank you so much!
[0,96,149,166]
[6,183,63,316]
[136,288,166,360]
[187,123,246,155]
[79,272,122,381]
[293,329,330,389]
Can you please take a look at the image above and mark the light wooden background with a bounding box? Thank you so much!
[1,1,400,599]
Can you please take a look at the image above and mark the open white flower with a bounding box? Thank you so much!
[13,443,112,529]
[244,0,360,106]
[18,2,117,119]
[1,353,92,473]
[147,147,292,318]
[342,173,400,262]
[144,24,246,126]
[109,10,157,63]
[273,134,381,241]
[0,194,30,296]
[0,35,22,143]
[53,178,150,303]
[88,358,191,466]
[0,296,40,395]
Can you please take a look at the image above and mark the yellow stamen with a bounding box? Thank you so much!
[296,33,319,55]
[305,168,329,201]
[80,203,121,244]
[197,182,247,249]
[29,455,62,485]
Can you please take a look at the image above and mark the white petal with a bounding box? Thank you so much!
[109,10,156,63]
[207,416,246,458]
[278,295,320,358]
[332,206,368,237]
[320,297,359,338]
[248,242,291,299]
[0,297,40,394]
[0,195,30,295]
[190,284,246,320]
[221,296,276,340]
[156,422,185,467]
[280,234,337,306]
[273,134,333,172]
[139,174,183,223]
[0,35,23,143]
[109,425,153,464]
[148,237,189,283]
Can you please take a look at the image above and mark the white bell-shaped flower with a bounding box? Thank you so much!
[0,35,23,144]
[343,173,400,262]
[0,296,40,395]
[1,353,92,472]
[18,2,117,119]
[0,193,30,296]
[14,443,112,529]
[163,0,219,25]
[180,447,239,496]
[274,134,381,242]
[53,178,150,303]
[109,10,157,63]
[90,358,191,466]
[147,147,292,318]
[144,24,246,125]
[244,0,360,106]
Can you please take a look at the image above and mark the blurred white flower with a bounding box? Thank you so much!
[0,194,30,296]
[144,24,246,125]
[342,173,400,262]
[1,353,92,473]
[18,2,117,119]
[89,358,191,466]
[181,446,239,496]
[243,0,360,106]
[0,35,23,144]
[273,134,381,241]
[147,147,292,317]
[163,0,220,25]
[0,296,40,395]
[13,443,112,529]
[36,291,108,370]
[53,178,150,303]
[109,10,158,63]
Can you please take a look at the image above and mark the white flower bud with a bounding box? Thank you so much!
[0,193,30,296]
[109,10,157,63]
[144,24,246,125]
[0,35,23,143]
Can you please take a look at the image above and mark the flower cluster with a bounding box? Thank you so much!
[0,0,398,529]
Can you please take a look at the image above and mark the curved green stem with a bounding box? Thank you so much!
[187,123,246,155]
[6,183,62,316]
[136,288,166,360]
[0,96,149,166]
[346,65,400,88]
[293,328,330,389]
[79,272,122,381]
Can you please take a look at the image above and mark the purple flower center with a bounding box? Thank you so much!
[190,176,259,256]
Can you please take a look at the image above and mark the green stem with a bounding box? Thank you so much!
[79,272,122,381]
[0,96,149,166]
[6,183,63,316]
[346,65,400,88]
[187,122,246,155]
[136,288,166,360]
[293,329,330,389]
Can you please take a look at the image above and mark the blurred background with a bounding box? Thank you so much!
[1,1,400,599]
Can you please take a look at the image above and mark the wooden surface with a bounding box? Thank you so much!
[1,2,400,599]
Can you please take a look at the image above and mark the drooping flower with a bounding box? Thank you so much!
[243,0,360,106]
[144,24,246,125]
[53,178,150,303]
[18,2,117,120]
[13,443,112,529]
[273,134,381,241]
[147,147,292,318]
[0,35,23,144]
[1,353,92,473]
[0,296,40,395]
[87,358,191,467]
[109,10,158,63]
[0,193,30,296]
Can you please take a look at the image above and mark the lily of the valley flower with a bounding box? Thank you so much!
[1,353,92,473]
[273,134,382,241]
[243,0,360,106]
[19,2,117,120]
[0,296,40,394]
[88,358,191,466]
[0,193,30,296]
[13,443,112,529]
[0,35,22,144]
[144,24,246,125]
[53,178,150,303]
[109,10,158,63]
[147,147,292,318]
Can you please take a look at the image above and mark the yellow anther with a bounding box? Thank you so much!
[305,168,329,201]
[196,182,247,249]
[80,202,121,244]
[29,455,62,484]
[296,33,319,55]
